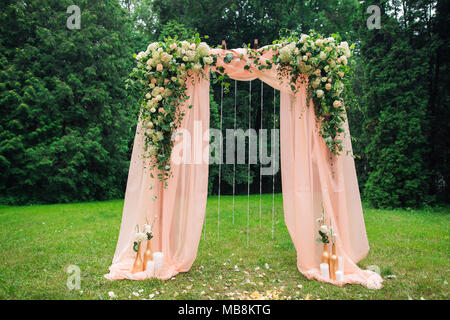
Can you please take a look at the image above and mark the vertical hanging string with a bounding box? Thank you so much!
[217,83,224,241]
[272,88,276,240]
[247,80,252,246]
[259,81,263,228]
[232,80,237,224]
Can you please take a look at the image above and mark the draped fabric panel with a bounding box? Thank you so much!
[105,72,210,281]
[105,49,383,289]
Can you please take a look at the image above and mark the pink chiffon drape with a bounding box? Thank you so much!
[105,72,210,281]
[105,48,383,289]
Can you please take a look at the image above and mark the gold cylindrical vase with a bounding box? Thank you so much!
[132,242,144,274]
[143,239,153,269]
[330,243,337,280]
[321,242,330,264]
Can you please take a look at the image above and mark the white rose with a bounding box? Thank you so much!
[339,41,351,58]
[312,78,321,88]
[150,107,156,113]
[144,224,152,234]
[333,100,342,108]
[316,90,325,98]
[319,51,327,60]
[320,225,329,234]
[147,42,159,52]
[186,50,195,61]
[300,34,309,43]
[136,51,147,61]
[181,41,190,50]
[203,56,213,65]
[136,232,147,242]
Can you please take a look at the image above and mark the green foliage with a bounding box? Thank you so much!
[356,0,444,208]
[158,20,198,41]
[0,0,138,204]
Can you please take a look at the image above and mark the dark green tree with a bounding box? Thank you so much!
[357,0,438,207]
[0,0,138,204]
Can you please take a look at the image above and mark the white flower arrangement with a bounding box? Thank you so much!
[133,225,147,252]
[316,205,336,244]
[267,31,354,154]
[130,32,354,177]
[132,216,157,252]
[130,35,216,185]
[143,215,157,240]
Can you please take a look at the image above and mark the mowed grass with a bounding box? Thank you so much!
[0,194,448,300]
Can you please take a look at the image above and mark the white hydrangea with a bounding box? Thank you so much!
[191,63,203,72]
[196,42,210,56]
[279,42,296,63]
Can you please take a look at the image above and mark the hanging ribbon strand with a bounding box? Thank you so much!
[217,83,224,240]
[232,80,237,224]
[272,88,276,240]
[247,80,252,246]
[259,81,263,228]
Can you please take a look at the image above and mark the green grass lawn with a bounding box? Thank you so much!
[0,194,448,300]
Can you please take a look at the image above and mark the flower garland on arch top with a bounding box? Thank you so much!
[243,32,353,155]
[130,36,216,185]
[129,33,353,185]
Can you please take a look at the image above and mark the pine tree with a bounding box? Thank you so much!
[0,0,138,203]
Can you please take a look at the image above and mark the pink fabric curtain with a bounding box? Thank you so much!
[105,48,383,289]
[105,72,210,281]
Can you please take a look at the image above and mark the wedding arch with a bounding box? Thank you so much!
[104,33,383,289]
